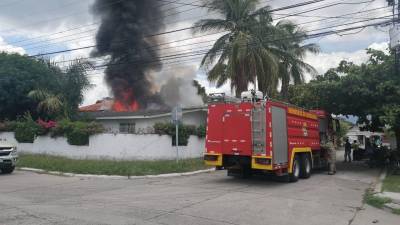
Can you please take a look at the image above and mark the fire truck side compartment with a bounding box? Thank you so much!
[271,106,288,164]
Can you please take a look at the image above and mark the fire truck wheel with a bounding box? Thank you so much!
[289,155,300,182]
[300,154,312,179]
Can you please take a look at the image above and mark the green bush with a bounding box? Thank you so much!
[196,125,206,138]
[153,123,205,146]
[14,115,44,143]
[67,128,89,146]
[154,122,173,135]
[49,120,104,146]
[49,119,72,138]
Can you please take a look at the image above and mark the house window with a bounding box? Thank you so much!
[119,123,135,134]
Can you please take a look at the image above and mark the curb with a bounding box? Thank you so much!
[18,167,216,180]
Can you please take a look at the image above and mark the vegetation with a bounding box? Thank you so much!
[3,115,103,146]
[288,49,400,150]
[383,173,400,193]
[364,190,392,209]
[193,0,318,98]
[193,80,208,103]
[17,154,209,176]
[0,53,92,120]
[14,114,44,143]
[154,122,206,146]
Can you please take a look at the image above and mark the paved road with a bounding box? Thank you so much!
[0,160,398,225]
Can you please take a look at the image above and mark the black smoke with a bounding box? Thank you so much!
[91,0,166,109]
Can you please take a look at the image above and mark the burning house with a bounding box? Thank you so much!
[82,0,207,133]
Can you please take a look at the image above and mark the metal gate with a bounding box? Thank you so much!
[271,106,288,164]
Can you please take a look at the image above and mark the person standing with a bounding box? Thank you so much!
[344,138,352,162]
[327,136,336,175]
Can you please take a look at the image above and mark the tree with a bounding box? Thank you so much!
[288,49,400,150]
[273,20,319,100]
[0,53,59,120]
[192,80,208,103]
[28,89,64,119]
[0,53,92,120]
[193,0,279,97]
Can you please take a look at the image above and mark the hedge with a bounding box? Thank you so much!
[153,122,205,146]
[2,116,104,146]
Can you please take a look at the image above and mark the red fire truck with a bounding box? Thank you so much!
[204,91,337,182]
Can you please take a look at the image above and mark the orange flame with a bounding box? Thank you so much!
[113,100,139,112]
[112,88,139,112]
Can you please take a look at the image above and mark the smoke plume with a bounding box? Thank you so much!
[158,66,204,108]
[91,0,165,110]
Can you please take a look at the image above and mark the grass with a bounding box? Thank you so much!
[382,173,400,193]
[364,190,392,209]
[17,154,210,176]
[393,208,400,215]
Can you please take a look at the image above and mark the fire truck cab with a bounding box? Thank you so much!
[204,91,336,182]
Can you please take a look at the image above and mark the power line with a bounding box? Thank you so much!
[66,19,393,74]
[26,0,373,58]
[4,0,367,53]
[51,12,393,67]
[2,0,207,51]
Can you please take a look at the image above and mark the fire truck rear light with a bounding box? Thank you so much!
[204,155,218,161]
[255,158,271,165]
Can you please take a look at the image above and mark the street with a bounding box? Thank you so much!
[0,160,398,225]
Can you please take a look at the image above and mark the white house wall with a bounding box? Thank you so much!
[0,132,205,160]
[99,111,207,133]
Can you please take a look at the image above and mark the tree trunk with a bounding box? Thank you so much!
[235,63,248,98]
[281,75,289,101]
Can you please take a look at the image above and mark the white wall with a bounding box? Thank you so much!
[0,132,205,160]
[100,111,207,134]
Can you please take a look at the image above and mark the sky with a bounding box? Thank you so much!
[0,0,393,106]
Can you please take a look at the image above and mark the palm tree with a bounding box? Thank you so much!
[193,0,278,97]
[28,59,93,119]
[272,21,319,100]
[28,89,66,119]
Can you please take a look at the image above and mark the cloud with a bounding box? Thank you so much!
[0,36,26,54]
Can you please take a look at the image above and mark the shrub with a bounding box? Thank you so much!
[49,120,104,146]
[14,114,44,143]
[196,125,206,138]
[67,128,89,146]
[154,122,173,135]
[49,119,72,138]
[86,121,105,135]
[153,123,205,146]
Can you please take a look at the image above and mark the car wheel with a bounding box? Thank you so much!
[300,154,312,179]
[1,166,15,174]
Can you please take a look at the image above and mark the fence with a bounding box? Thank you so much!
[0,132,205,160]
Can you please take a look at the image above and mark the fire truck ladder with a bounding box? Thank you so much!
[251,105,266,155]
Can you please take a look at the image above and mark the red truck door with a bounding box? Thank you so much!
[222,106,252,156]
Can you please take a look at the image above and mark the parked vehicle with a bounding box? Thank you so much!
[0,138,18,174]
[204,91,338,182]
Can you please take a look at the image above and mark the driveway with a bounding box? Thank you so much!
[0,159,398,225]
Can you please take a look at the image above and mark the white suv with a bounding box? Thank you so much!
[0,138,18,174]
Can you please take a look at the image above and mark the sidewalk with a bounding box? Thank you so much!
[352,205,400,225]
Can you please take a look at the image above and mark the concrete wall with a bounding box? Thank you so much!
[0,132,205,160]
[100,111,207,134]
